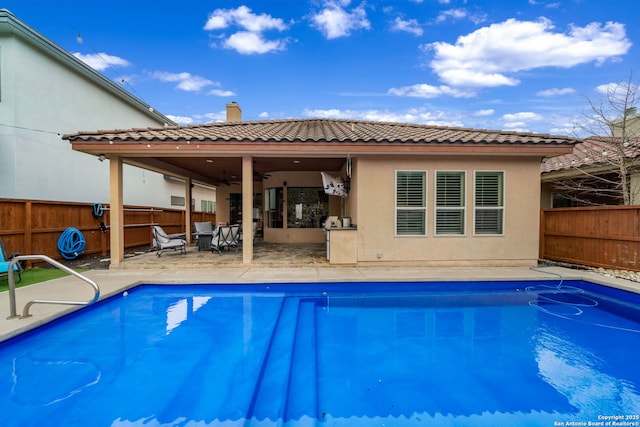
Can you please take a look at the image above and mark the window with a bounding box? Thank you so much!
[170,195,185,207]
[474,171,504,235]
[200,200,215,213]
[287,187,329,228]
[396,171,426,236]
[435,171,465,235]
[265,187,284,228]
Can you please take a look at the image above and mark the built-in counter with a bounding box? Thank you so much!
[325,226,357,264]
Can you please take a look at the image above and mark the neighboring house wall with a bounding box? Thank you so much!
[0,10,214,209]
[355,155,541,266]
[611,110,640,138]
[540,135,640,207]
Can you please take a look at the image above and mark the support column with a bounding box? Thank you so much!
[109,155,124,267]
[242,156,253,265]
[185,177,193,244]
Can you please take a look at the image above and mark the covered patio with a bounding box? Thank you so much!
[64,103,357,268]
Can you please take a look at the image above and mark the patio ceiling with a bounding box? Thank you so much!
[125,155,348,186]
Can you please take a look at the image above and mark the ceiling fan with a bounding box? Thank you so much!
[253,161,271,180]
[254,170,271,180]
[219,170,232,186]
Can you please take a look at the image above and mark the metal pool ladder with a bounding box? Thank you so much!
[6,255,100,319]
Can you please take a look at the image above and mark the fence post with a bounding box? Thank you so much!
[25,200,32,260]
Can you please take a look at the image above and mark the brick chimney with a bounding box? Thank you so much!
[226,102,242,122]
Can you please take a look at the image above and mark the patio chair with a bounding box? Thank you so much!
[151,226,187,257]
[211,224,240,255]
[0,238,23,282]
[194,221,215,251]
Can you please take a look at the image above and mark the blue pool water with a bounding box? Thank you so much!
[1,280,640,426]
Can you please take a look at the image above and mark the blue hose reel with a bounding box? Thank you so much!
[92,203,104,217]
[57,227,86,260]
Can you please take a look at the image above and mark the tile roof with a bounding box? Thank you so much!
[541,137,640,174]
[64,118,578,146]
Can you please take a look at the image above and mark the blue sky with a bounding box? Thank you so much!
[5,0,639,135]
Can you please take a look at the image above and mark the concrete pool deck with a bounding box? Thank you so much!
[2,264,640,343]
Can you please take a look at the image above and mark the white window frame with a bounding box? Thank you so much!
[473,171,505,236]
[395,170,427,236]
[435,170,466,236]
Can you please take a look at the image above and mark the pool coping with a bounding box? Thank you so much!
[1,265,640,343]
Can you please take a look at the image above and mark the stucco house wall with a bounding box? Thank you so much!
[354,156,541,266]
[0,9,214,209]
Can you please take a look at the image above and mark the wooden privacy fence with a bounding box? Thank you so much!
[540,206,640,271]
[0,198,215,263]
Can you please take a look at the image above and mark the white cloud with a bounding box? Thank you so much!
[434,8,487,25]
[437,69,520,87]
[435,8,464,23]
[310,1,370,39]
[596,82,619,95]
[536,87,575,97]
[502,112,544,121]
[204,6,287,32]
[501,111,545,131]
[391,17,423,36]
[223,31,286,54]
[388,83,476,98]
[193,112,226,122]
[150,71,216,92]
[208,89,236,97]
[302,107,463,127]
[259,112,269,118]
[166,115,194,125]
[202,15,228,31]
[427,18,631,88]
[73,52,130,71]
[473,109,495,117]
[203,6,288,54]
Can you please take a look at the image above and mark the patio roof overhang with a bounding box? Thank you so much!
[64,118,579,186]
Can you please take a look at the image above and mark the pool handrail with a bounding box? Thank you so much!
[6,255,100,319]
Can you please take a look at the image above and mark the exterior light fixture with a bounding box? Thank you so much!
[98,154,106,162]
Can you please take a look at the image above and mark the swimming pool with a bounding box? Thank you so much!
[1,280,639,426]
